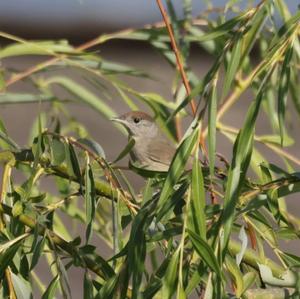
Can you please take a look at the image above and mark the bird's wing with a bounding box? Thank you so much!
[148,138,194,170]
[147,138,176,166]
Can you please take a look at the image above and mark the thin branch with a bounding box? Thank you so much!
[1,29,133,91]
[156,0,196,115]
[45,132,138,214]
[5,268,16,299]
[0,202,109,279]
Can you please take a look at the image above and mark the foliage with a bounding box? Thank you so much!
[0,0,300,298]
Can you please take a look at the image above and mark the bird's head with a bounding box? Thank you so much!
[112,111,159,138]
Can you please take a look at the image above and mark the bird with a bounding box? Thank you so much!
[112,111,177,172]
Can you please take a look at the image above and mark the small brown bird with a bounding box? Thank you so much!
[112,111,176,171]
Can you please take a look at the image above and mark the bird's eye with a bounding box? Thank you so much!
[133,117,141,124]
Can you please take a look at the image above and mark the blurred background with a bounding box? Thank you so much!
[0,1,300,298]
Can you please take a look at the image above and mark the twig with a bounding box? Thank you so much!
[0,202,108,279]
[156,0,196,115]
[5,268,16,299]
[2,29,133,91]
[156,0,208,147]
[45,131,138,214]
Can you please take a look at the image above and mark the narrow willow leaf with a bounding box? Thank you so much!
[221,78,268,249]
[203,273,213,299]
[187,156,206,239]
[278,45,293,146]
[281,252,300,267]
[77,138,106,158]
[187,229,221,277]
[177,284,186,299]
[247,215,277,246]
[45,76,116,119]
[260,163,279,216]
[97,274,119,299]
[0,242,21,277]
[113,137,135,164]
[0,233,29,253]
[0,130,20,150]
[32,112,45,169]
[100,60,149,77]
[242,272,256,294]
[236,226,248,266]
[0,39,75,59]
[30,235,46,270]
[170,53,222,119]
[85,155,96,243]
[127,199,157,298]
[114,85,139,110]
[68,142,81,180]
[0,93,55,104]
[161,249,180,299]
[189,12,248,42]
[223,35,242,97]
[41,275,60,299]
[258,264,296,287]
[225,256,244,297]
[208,81,217,177]
[11,273,32,299]
[157,119,200,220]
[50,138,66,166]
[258,134,294,147]
[0,69,4,90]
[240,2,269,62]
[56,257,71,299]
[84,272,94,299]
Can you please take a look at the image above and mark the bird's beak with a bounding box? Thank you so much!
[111,116,126,125]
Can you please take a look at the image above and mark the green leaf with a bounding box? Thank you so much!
[278,45,293,146]
[30,235,46,270]
[41,275,60,299]
[127,199,157,298]
[236,226,248,266]
[258,134,294,147]
[100,59,149,77]
[50,138,66,166]
[84,272,94,299]
[56,257,71,299]
[0,130,20,151]
[161,249,180,299]
[85,156,96,243]
[67,142,81,179]
[45,76,116,119]
[0,93,55,104]
[77,138,106,158]
[113,137,135,164]
[222,35,242,97]
[187,156,206,239]
[0,68,4,90]
[11,273,32,299]
[221,76,269,250]
[188,12,247,42]
[208,81,218,177]
[0,233,28,254]
[0,39,75,59]
[187,229,221,278]
[157,118,200,220]
[242,272,256,294]
[258,264,296,287]
[225,256,244,297]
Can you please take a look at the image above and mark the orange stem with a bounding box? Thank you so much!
[156,0,196,115]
